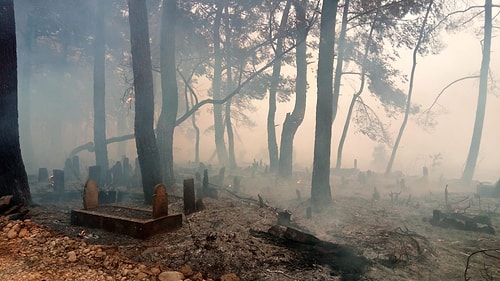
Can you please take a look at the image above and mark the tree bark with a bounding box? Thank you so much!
[278,0,307,178]
[127,0,163,204]
[0,0,32,205]
[461,0,491,183]
[224,6,237,170]
[385,0,433,176]
[311,0,338,209]
[212,6,229,167]
[157,0,178,189]
[93,0,109,181]
[268,1,291,173]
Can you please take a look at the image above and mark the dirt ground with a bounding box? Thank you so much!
[1,169,499,281]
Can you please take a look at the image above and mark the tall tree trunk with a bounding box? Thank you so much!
[224,7,237,170]
[461,0,492,183]
[336,1,377,169]
[128,0,162,204]
[225,100,237,169]
[331,0,349,124]
[278,0,307,178]
[157,0,178,189]
[385,0,433,176]
[93,0,108,183]
[311,0,338,209]
[0,0,32,205]
[268,1,291,173]
[212,6,228,167]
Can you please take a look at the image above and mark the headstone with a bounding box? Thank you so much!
[111,161,123,187]
[122,157,132,186]
[64,158,74,181]
[277,211,291,226]
[72,156,80,180]
[233,176,241,192]
[152,184,168,218]
[183,178,196,215]
[218,167,225,187]
[38,168,48,183]
[53,169,65,196]
[88,165,101,186]
[83,179,99,209]
[203,169,209,189]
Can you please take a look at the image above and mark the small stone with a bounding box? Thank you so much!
[7,229,18,239]
[220,273,240,281]
[136,272,148,280]
[68,251,77,262]
[158,271,185,281]
[150,267,161,275]
[18,228,28,238]
[179,264,193,277]
[192,272,203,281]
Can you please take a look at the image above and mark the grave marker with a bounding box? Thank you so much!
[152,184,168,218]
[83,179,99,209]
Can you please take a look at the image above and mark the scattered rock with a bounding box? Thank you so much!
[220,273,240,281]
[136,271,148,280]
[7,229,18,239]
[68,251,77,262]
[158,271,185,281]
[179,264,193,277]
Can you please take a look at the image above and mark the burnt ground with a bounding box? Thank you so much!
[2,169,500,281]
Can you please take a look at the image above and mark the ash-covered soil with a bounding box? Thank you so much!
[1,171,499,281]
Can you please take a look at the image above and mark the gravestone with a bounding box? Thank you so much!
[183,178,196,215]
[88,165,101,186]
[152,184,168,218]
[64,158,74,181]
[111,161,123,187]
[72,156,80,180]
[83,179,99,209]
[38,168,48,183]
[53,169,65,197]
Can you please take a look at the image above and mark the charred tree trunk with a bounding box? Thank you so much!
[385,0,433,176]
[93,1,109,180]
[278,0,307,178]
[0,0,32,205]
[268,1,291,173]
[311,0,338,209]
[461,0,492,183]
[157,0,178,189]
[212,6,228,167]
[128,0,163,204]
[224,7,237,170]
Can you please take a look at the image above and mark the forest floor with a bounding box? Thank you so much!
[1,168,499,281]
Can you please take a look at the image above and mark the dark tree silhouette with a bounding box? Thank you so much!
[461,0,492,183]
[311,0,339,210]
[127,0,163,204]
[278,0,308,178]
[0,0,32,205]
[157,0,179,189]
